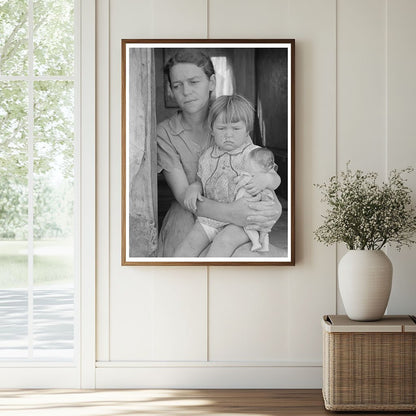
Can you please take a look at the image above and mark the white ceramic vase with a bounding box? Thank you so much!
[338,250,393,321]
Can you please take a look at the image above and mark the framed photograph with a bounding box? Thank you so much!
[122,39,295,265]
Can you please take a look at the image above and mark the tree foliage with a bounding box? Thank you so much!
[0,0,28,75]
[33,0,74,76]
[0,0,74,240]
[0,177,27,238]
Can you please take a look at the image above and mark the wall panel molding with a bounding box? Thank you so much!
[96,366,322,388]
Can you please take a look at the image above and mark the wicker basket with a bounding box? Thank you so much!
[322,315,416,411]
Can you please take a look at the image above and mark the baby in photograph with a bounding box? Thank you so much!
[235,147,277,252]
[174,94,281,257]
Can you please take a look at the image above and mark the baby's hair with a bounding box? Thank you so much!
[164,49,215,85]
[249,147,276,172]
[208,94,255,132]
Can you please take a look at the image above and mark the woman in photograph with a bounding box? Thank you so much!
[156,49,282,257]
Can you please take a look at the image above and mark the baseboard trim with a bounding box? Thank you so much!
[96,360,321,368]
[96,365,323,388]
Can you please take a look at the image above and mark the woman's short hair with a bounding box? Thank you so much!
[164,49,215,84]
[208,94,255,132]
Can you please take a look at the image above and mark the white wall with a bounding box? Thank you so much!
[95,0,416,388]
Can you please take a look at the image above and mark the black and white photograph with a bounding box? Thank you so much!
[122,40,295,265]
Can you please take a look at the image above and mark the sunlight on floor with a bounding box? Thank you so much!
[0,389,272,416]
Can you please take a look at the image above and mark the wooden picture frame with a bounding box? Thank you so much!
[122,39,295,265]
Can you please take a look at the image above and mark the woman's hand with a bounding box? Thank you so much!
[245,195,282,232]
[197,191,282,231]
[227,196,262,227]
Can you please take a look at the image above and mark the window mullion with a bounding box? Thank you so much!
[27,0,34,360]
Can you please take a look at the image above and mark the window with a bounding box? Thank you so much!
[211,56,235,97]
[0,0,77,361]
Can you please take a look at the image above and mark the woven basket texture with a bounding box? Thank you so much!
[323,330,416,411]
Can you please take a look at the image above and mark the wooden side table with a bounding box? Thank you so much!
[322,315,416,411]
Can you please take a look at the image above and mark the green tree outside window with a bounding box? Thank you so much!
[1,0,75,288]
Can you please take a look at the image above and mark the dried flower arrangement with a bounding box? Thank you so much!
[314,164,416,250]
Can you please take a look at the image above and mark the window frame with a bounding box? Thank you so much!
[0,0,96,388]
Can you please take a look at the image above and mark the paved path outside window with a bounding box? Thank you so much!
[0,288,74,360]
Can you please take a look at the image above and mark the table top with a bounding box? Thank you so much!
[322,315,416,333]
